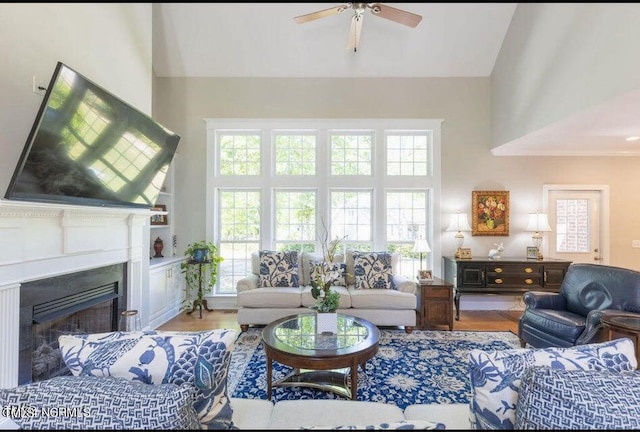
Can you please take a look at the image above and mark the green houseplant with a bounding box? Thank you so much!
[180,240,223,313]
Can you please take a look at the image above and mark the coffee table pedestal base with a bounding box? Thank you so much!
[275,368,352,399]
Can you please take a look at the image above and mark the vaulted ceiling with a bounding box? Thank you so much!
[152,3,640,156]
[152,3,517,78]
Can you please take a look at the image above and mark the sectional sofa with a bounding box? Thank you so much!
[1,332,638,429]
[236,250,418,332]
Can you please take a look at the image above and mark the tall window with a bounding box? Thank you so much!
[386,190,430,277]
[217,190,261,293]
[207,119,441,295]
[555,198,590,253]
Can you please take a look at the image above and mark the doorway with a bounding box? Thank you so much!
[543,185,609,265]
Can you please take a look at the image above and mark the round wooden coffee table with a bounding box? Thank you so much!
[262,313,380,400]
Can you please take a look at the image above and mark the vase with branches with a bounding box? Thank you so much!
[309,221,347,314]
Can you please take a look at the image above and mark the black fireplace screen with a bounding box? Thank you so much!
[19,263,126,384]
[32,297,115,383]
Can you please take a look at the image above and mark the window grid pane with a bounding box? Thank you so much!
[219,134,261,175]
[555,199,590,253]
[274,134,316,175]
[330,133,372,175]
[386,191,428,277]
[275,190,317,243]
[218,242,259,294]
[331,190,372,244]
[386,134,429,176]
[217,190,261,294]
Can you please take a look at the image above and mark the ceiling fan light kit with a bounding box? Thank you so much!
[294,2,422,52]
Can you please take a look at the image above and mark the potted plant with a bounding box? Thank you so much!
[310,268,341,334]
[309,222,347,333]
[180,240,223,315]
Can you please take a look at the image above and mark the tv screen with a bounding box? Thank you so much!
[5,62,180,209]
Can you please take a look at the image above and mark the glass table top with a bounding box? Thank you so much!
[273,314,369,351]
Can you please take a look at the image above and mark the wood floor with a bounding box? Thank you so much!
[157,309,523,334]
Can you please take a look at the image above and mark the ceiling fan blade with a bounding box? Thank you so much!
[368,3,422,28]
[346,13,363,52]
[294,4,349,24]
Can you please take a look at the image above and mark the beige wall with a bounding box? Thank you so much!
[0,3,153,196]
[3,4,640,311]
[491,3,640,147]
[153,76,640,285]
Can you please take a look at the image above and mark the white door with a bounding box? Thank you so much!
[543,185,608,265]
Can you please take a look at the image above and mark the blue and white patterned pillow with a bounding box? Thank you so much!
[353,251,395,290]
[468,338,637,430]
[259,250,299,287]
[311,262,347,287]
[0,375,200,429]
[58,329,237,429]
[515,367,640,430]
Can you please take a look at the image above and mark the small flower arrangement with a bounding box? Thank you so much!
[309,222,346,313]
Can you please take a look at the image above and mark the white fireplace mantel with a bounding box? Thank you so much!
[0,199,152,388]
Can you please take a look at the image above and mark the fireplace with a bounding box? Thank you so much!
[0,200,148,388]
[18,263,127,385]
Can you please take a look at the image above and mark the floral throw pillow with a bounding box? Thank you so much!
[58,329,238,429]
[352,251,395,290]
[259,250,299,287]
[311,262,347,287]
[467,338,637,430]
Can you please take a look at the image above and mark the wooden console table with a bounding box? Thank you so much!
[416,277,454,330]
[443,256,571,321]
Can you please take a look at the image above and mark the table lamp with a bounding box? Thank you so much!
[525,210,552,260]
[413,237,431,270]
[446,211,472,259]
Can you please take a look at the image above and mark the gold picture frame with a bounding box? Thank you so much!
[458,248,473,259]
[150,204,168,225]
[472,190,510,236]
[418,269,433,282]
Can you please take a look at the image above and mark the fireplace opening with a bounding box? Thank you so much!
[19,263,127,385]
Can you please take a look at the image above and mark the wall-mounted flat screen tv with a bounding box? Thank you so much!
[5,61,180,209]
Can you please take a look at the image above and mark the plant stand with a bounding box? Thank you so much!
[185,259,213,319]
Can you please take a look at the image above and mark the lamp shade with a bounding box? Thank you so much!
[413,238,431,254]
[446,212,472,232]
[525,212,552,232]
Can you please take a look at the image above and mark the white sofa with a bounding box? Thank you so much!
[236,251,418,333]
[0,399,469,430]
[230,398,470,429]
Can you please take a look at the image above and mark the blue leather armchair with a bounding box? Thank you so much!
[518,263,640,348]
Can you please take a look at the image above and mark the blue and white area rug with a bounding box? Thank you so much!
[227,329,521,410]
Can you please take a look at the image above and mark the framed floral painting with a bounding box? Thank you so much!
[472,190,509,236]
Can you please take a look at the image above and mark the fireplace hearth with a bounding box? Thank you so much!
[19,263,127,385]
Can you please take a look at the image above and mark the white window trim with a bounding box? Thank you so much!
[205,118,443,298]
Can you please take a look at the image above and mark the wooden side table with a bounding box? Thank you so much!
[601,313,640,368]
[416,277,454,330]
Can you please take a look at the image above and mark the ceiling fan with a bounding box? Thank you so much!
[294,3,422,52]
